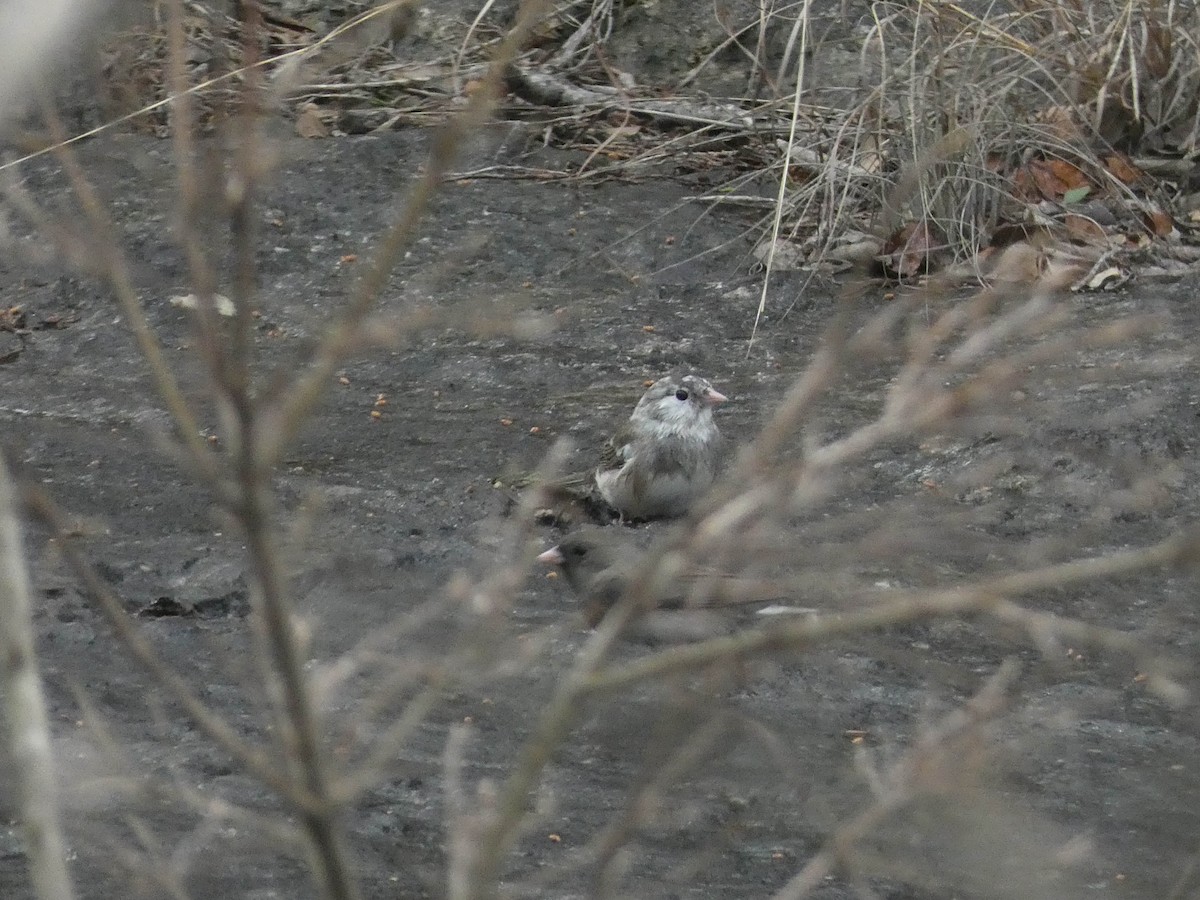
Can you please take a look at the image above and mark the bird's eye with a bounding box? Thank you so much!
[675,388,689,401]
[570,545,587,558]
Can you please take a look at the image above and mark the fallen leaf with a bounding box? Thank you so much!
[752,237,806,270]
[295,103,329,139]
[1063,213,1107,245]
[1085,266,1125,290]
[1046,159,1094,189]
[1013,158,1091,202]
[1104,152,1142,185]
[1142,207,1175,237]
[881,220,942,279]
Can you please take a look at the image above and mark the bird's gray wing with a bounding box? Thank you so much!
[598,421,637,473]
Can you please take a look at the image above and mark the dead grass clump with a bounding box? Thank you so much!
[58,1,1200,287]
[0,3,1196,900]
[759,0,1199,283]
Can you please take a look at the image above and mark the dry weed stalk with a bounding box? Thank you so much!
[770,659,1021,900]
[6,1,551,898]
[447,269,1186,898]
[683,0,1200,279]
[0,3,1193,900]
[484,0,1200,296]
[0,458,75,900]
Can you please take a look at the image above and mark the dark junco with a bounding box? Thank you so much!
[537,527,809,641]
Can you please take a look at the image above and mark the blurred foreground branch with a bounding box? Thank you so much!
[0,456,75,900]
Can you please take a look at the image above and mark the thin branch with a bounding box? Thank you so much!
[0,456,75,900]
[583,529,1198,693]
[18,480,314,811]
[39,103,223,492]
[259,1,553,466]
[770,660,1021,900]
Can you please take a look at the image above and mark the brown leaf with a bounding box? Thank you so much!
[1103,153,1143,186]
[1142,207,1175,237]
[295,103,329,139]
[881,220,941,279]
[1063,213,1108,246]
[1012,158,1090,202]
[1043,159,1089,192]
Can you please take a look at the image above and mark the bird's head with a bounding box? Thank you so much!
[632,374,727,433]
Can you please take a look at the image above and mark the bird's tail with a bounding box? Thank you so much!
[498,469,615,524]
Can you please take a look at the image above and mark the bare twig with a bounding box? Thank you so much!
[0,456,75,900]
[584,531,1197,694]
[770,660,1022,900]
[19,480,311,809]
[259,1,551,465]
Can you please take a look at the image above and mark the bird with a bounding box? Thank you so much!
[594,374,727,520]
[537,526,811,641]
[538,374,727,522]
[536,526,635,622]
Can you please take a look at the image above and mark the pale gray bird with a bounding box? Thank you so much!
[592,374,727,520]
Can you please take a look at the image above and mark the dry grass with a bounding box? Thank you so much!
[0,2,1197,900]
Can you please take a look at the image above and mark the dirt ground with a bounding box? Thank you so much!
[2,63,1200,900]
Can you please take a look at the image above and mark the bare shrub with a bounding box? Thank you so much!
[0,3,1195,900]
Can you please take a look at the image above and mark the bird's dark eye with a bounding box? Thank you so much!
[570,545,587,558]
[675,388,689,401]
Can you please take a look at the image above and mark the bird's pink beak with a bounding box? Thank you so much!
[705,388,728,405]
[537,546,564,565]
